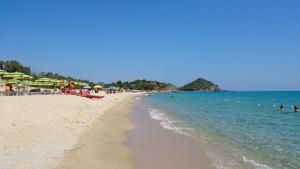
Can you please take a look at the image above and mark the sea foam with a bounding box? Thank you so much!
[242,156,273,169]
[148,108,192,135]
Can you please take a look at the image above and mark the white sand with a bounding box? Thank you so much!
[0,92,138,169]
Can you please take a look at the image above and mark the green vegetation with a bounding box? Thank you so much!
[105,80,177,91]
[0,60,31,75]
[1,60,176,90]
[0,60,95,86]
[179,78,220,91]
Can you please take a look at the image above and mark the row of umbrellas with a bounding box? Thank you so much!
[0,70,103,89]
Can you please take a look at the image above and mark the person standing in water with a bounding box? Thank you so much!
[293,105,298,112]
[279,105,284,112]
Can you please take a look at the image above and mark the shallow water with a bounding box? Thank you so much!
[143,91,300,169]
[126,100,214,169]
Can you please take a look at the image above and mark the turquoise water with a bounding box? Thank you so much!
[142,91,300,169]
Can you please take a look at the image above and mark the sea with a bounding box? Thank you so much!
[140,91,300,169]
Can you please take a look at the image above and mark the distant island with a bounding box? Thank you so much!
[179,78,220,91]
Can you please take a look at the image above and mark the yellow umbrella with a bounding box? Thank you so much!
[94,85,103,89]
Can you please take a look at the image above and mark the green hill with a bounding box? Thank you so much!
[105,79,177,91]
[179,78,220,91]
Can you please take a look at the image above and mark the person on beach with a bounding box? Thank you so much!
[5,84,10,91]
[279,105,284,112]
[5,84,14,91]
[293,105,298,112]
[60,80,65,93]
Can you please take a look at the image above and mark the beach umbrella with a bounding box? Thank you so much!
[42,82,54,86]
[109,86,117,90]
[52,79,65,86]
[24,75,34,79]
[2,72,26,78]
[52,80,62,87]
[94,85,103,89]
[73,81,81,86]
[30,82,43,86]
[16,74,34,80]
[22,80,34,85]
[6,79,20,84]
[36,77,54,82]
[83,85,91,89]
[0,70,8,76]
[80,82,88,86]
[53,79,61,83]
[0,80,7,84]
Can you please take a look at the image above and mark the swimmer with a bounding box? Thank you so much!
[279,105,284,112]
[293,105,298,112]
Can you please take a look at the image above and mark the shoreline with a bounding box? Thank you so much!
[125,97,215,169]
[56,93,137,169]
[1,93,215,169]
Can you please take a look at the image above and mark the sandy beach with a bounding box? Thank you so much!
[0,93,137,169]
[0,92,217,169]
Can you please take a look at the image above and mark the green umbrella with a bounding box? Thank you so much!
[15,74,34,80]
[6,79,20,84]
[43,82,54,86]
[53,79,62,83]
[30,82,43,86]
[0,69,8,76]
[2,72,26,78]
[22,80,34,85]
[0,80,7,84]
[36,77,54,82]
[23,75,33,79]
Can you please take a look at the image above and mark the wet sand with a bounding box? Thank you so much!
[56,94,136,169]
[125,100,215,169]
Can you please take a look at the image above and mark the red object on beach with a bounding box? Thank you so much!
[85,95,104,99]
[75,94,104,99]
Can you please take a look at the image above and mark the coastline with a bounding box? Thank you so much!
[1,93,216,169]
[125,97,215,169]
[0,93,138,169]
[56,93,137,169]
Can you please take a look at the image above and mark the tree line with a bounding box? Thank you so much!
[105,79,177,91]
[1,60,177,90]
[0,60,95,86]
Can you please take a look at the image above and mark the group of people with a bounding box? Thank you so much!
[279,105,298,112]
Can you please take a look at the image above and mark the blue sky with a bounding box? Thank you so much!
[0,0,299,90]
